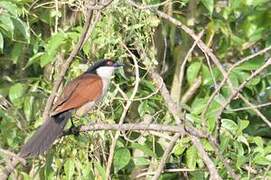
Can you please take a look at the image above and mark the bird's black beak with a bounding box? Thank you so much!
[113,62,124,67]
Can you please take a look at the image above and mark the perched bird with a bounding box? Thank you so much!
[19,59,122,158]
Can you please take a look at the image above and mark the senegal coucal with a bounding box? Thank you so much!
[19,59,122,158]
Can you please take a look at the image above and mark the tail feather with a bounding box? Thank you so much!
[19,111,71,158]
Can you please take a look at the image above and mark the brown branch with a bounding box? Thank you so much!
[190,137,221,180]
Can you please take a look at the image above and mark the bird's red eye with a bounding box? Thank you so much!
[107,60,113,65]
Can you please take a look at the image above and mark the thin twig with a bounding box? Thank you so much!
[179,30,204,97]
[181,76,202,104]
[152,133,182,180]
[217,58,271,134]
[137,168,196,178]
[229,102,271,112]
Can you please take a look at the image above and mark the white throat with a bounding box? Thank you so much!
[96,66,116,98]
[96,66,115,79]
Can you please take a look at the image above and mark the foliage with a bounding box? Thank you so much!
[0,0,271,179]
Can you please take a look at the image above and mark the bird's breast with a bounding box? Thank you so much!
[75,77,110,116]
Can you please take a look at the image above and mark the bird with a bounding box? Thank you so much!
[18,59,123,158]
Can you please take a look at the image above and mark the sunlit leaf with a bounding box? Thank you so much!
[187,61,202,85]
[222,119,238,135]
[64,159,75,180]
[0,1,18,16]
[94,162,106,180]
[134,157,150,166]
[185,146,198,169]
[40,32,66,67]
[0,14,14,37]
[201,0,214,15]
[9,83,26,107]
[0,32,3,53]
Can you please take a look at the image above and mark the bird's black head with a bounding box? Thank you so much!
[85,59,123,75]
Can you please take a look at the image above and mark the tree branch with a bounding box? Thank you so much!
[63,122,187,135]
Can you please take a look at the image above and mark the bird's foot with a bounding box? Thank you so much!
[69,125,81,136]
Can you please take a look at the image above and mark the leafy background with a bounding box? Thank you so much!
[0,0,271,179]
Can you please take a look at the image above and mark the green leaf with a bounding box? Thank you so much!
[40,32,66,67]
[187,61,202,85]
[0,1,18,16]
[250,136,263,148]
[134,157,150,166]
[174,137,190,156]
[185,146,198,169]
[239,120,249,132]
[0,32,3,53]
[64,159,75,180]
[9,83,26,106]
[10,43,23,63]
[130,143,157,158]
[191,97,209,115]
[237,135,250,152]
[82,163,94,180]
[201,0,214,15]
[11,17,30,43]
[0,14,14,37]
[94,162,106,180]
[113,148,131,172]
[222,119,238,135]
[24,96,34,122]
[235,56,265,71]
[254,154,271,165]
[25,52,44,68]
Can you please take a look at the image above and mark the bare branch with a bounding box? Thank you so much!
[63,123,186,135]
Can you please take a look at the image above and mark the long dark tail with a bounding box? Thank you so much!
[19,111,71,158]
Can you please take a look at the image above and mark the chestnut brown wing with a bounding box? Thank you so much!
[51,74,103,116]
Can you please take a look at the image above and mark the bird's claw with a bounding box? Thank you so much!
[69,125,81,136]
